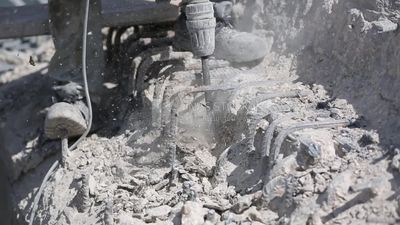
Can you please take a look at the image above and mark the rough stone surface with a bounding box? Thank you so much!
[0,1,399,225]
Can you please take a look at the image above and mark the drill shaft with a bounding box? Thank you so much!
[201,56,212,107]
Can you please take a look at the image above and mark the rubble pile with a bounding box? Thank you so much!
[26,63,396,224]
[1,0,400,225]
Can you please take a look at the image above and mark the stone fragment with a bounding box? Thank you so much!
[117,214,146,225]
[269,154,299,179]
[251,222,265,225]
[325,170,353,207]
[334,136,358,157]
[262,176,287,206]
[104,199,114,225]
[307,212,323,225]
[181,181,197,201]
[72,174,91,213]
[144,188,162,203]
[145,205,172,222]
[297,140,321,169]
[204,209,221,224]
[242,206,264,223]
[358,131,379,147]
[231,194,254,214]
[154,179,169,191]
[203,196,231,211]
[330,160,342,172]
[392,149,400,172]
[223,206,274,224]
[181,201,207,225]
[313,173,327,193]
[332,99,348,109]
[371,18,398,33]
[129,196,146,213]
[201,177,212,194]
[298,174,314,193]
[88,175,97,196]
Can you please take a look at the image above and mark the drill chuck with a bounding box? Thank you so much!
[185,0,216,57]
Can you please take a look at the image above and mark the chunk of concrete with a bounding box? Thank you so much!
[181,201,207,225]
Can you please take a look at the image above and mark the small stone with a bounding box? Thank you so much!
[330,160,342,172]
[242,206,264,223]
[226,186,237,198]
[262,176,287,205]
[392,150,400,172]
[297,140,321,169]
[129,196,146,213]
[154,179,169,191]
[251,222,265,225]
[298,174,314,193]
[358,131,379,147]
[269,154,299,179]
[231,194,254,214]
[325,170,353,206]
[131,177,146,186]
[63,207,77,224]
[201,177,212,194]
[306,212,323,225]
[144,188,161,203]
[181,181,197,201]
[103,82,118,89]
[334,137,358,157]
[371,18,398,33]
[118,214,146,225]
[145,205,172,221]
[332,99,348,109]
[88,175,97,196]
[181,201,207,225]
[148,169,165,185]
[314,173,326,193]
[203,196,230,211]
[245,169,254,175]
[330,108,344,119]
[221,212,236,224]
[205,209,220,224]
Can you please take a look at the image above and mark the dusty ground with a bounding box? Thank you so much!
[1,0,400,225]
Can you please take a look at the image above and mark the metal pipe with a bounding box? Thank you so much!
[262,116,287,158]
[269,119,352,166]
[246,104,292,154]
[201,56,212,107]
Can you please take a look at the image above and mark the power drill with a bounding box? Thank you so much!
[185,0,216,105]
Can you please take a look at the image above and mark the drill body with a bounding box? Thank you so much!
[184,0,216,105]
[184,0,216,57]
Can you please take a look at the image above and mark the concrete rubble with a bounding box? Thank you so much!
[0,0,400,225]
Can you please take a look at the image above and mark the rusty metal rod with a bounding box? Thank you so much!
[269,119,352,166]
[164,80,289,183]
[136,47,193,98]
[262,116,287,158]
[243,90,304,153]
[201,56,212,108]
[246,104,292,154]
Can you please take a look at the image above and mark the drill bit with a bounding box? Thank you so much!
[201,56,212,107]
